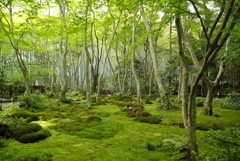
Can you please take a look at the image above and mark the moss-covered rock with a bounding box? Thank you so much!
[19,123,42,135]
[18,129,51,143]
[10,123,51,143]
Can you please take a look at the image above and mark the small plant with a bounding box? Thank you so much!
[4,117,28,137]
[45,90,55,97]
[159,135,187,154]
[220,97,240,110]
[196,97,204,106]
[0,137,6,147]
[60,97,72,103]
[144,140,156,151]
[18,94,44,112]
[198,128,240,161]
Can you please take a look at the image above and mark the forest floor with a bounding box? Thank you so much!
[0,95,240,161]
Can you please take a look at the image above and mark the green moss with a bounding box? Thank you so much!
[13,123,42,139]
[0,149,53,161]
[135,116,162,124]
[18,129,51,143]
[50,116,123,139]
[12,112,39,122]
[0,96,240,161]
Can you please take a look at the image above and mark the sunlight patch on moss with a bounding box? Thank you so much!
[31,120,56,128]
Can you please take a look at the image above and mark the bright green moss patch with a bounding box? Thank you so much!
[0,148,53,161]
[49,116,123,139]
[1,95,240,161]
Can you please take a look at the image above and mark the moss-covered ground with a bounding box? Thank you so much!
[0,95,239,161]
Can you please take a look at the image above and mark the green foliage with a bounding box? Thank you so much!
[2,116,28,138]
[158,135,187,154]
[196,97,204,107]
[44,91,55,98]
[0,137,6,147]
[18,94,44,112]
[220,97,240,110]
[60,97,72,103]
[198,128,240,161]
[144,140,156,151]
[11,112,39,123]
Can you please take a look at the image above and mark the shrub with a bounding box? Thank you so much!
[220,97,240,110]
[144,140,156,151]
[158,135,187,154]
[18,94,44,112]
[198,128,240,161]
[0,137,6,147]
[45,90,55,98]
[196,97,204,107]
[11,112,39,122]
[60,97,72,103]
[3,117,28,138]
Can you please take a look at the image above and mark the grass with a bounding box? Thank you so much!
[0,96,240,160]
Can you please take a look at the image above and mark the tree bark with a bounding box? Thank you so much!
[58,0,69,101]
[131,22,142,103]
[84,1,91,107]
[140,5,173,109]
[0,5,31,95]
[175,15,198,160]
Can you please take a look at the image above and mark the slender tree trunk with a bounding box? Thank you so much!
[0,6,31,95]
[131,22,142,103]
[58,1,69,100]
[175,15,198,160]
[140,5,173,109]
[84,2,91,107]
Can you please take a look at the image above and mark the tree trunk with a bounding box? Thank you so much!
[175,15,198,160]
[131,22,142,103]
[140,5,173,109]
[84,2,91,107]
[0,5,31,95]
[58,1,69,101]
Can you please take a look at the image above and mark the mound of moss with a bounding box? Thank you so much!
[12,112,39,123]
[50,116,123,139]
[14,123,51,143]
[18,129,51,143]
[122,107,162,124]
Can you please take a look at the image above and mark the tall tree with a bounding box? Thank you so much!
[175,0,240,160]
[57,0,69,101]
[140,3,174,110]
[0,0,40,95]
